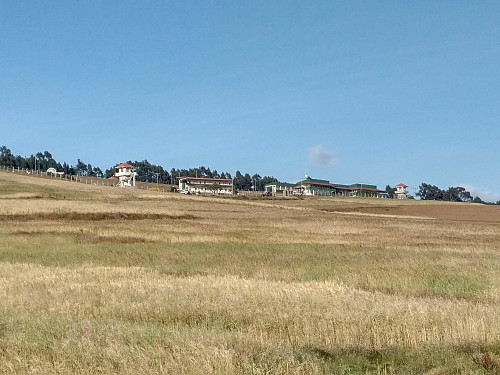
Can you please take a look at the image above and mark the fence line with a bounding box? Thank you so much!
[0,166,172,192]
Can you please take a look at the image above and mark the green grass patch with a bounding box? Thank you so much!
[427,274,486,298]
[301,344,500,374]
[0,229,495,300]
[1,311,500,374]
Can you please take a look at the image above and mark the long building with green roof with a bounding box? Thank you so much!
[265,177,387,197]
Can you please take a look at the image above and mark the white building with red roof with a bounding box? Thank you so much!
[177,176,233,195]
[114,163,136,187]
[394,183,408,199]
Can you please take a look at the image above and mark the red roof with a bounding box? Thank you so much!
[395,183,408,187]
[115,163,133,169]
[176,177,232,182]
[108,176,118,180]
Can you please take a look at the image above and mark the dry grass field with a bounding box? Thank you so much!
[2,171,500,374]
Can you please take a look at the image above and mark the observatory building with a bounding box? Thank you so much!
[394,183,408,199]
[114,163,136,187]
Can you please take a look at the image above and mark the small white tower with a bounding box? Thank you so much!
[114,163,136,187]
[394,183,408,199]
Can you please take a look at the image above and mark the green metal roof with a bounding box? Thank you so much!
[307,186,338,191]
[298,177,330,184]
[349,183,377,189]
[267,178,379,191]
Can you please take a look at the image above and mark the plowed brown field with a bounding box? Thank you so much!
[331,203,500,222]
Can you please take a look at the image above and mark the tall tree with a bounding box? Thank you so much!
[0,146,14,167]
[75,159,88,176]
[417,183,443,200]
[385,185,396,199]
[417,183,473,202]
[443,186,472,202]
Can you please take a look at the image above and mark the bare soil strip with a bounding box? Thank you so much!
[0,212,197,221]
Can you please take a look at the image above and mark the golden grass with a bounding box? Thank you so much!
[2,170,500,373]
[2,263,500,374]
[3,263,500,349]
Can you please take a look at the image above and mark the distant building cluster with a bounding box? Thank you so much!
[111,162,408,199]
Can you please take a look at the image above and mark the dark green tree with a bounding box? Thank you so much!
[385,185,396,198]
[416,183,444,200]
[442,186,472,202]
[75,159,88,176]
[93,167,104,178]
[0,146,14,167]
[261,176,278,190]
[473,196,485,204]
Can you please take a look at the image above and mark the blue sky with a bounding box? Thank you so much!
[1,1,500,200]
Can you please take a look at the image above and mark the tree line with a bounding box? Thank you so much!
[4,146,498,201]
[416,182,500,205]
[0,146,104,177]
[0,146,277,190]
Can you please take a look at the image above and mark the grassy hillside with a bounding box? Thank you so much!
[2,170,500,374]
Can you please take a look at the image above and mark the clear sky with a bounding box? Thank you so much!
[2,1,499,200]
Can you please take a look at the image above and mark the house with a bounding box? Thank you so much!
[114,163,136,187]
[394,183,408,199]
[177,177,233,195]
[265,177,387,197]
[264,182,296,196]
